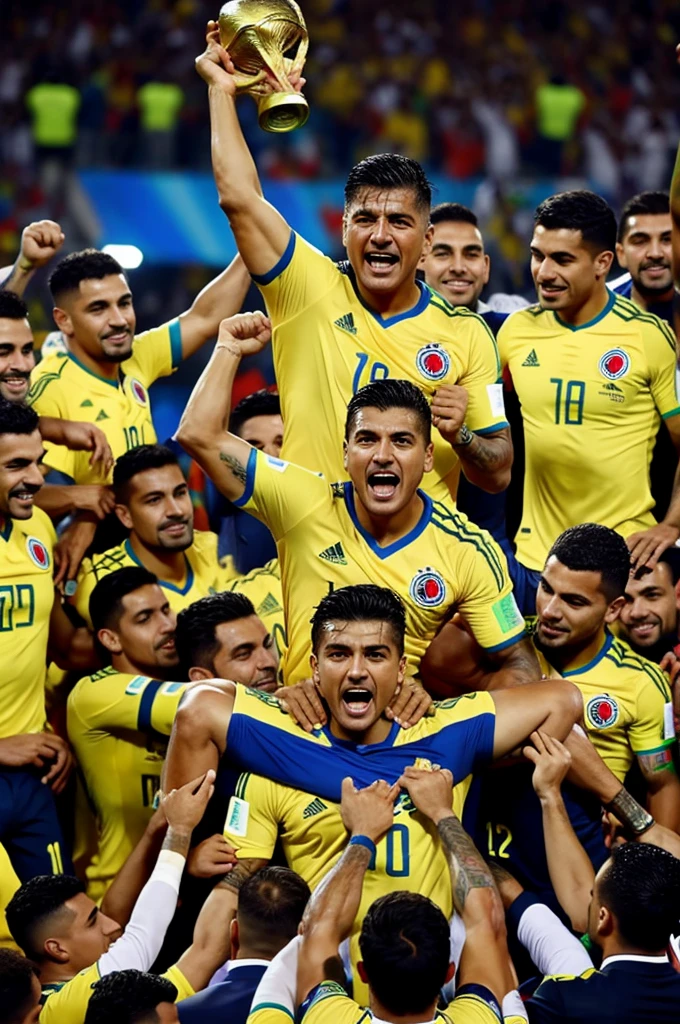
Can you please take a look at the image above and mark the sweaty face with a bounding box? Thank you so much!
[117,465,194,552]
[0,431,45,520]
[421,220,490,308]
[619,562,679,651]
[58,893,120,974]
[101,584,178,672]
[0,317,35,402]
[208,616,279,691]
[343,187,432,302]
[56,274,136,364]
[236,413,284,458]
[344,407,433,519]
[311,619,405,741]
[531,226,607,315]
[535,557,614,653]
[616,213,673,299]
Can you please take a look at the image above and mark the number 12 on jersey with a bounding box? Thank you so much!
[550,378,585,425]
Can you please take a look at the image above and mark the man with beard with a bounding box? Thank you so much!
[611,192,676,324]
[619,548,680,663]
[71,445,234,627]
[28,247,250,486]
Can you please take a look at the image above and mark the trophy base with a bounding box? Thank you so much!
[257,92,309,133]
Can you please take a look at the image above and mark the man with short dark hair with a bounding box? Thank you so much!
[612,191,675,321]
[175,592,278,692]
[71,444,232,627]
[28,246,250,486]
[178,867,310,1024]
[527,843,680,1022]
[196,27,512,504]
[499,190,680,576]
[619,547,680,662]
[85,971,179,1024]
[0,947,41,1024]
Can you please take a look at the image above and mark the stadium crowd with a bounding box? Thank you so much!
[2,11,680,1024]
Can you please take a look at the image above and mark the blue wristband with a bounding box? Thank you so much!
[349,835,376,856]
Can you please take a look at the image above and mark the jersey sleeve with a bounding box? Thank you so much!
[298,981,366,1024]
[223,772,281,860]
[643,317,680,420]
[458,313,509,435]
[232,448,329,541]
[69,676,186,736]
[128,319,182,386]
[71,558,96,626]
[454,532,525,652]
[39,965,101,1024]
[163,964,195,1002]
[630,661,675,759]
[251,232,340,324]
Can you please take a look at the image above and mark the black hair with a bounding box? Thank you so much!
[112,444,180,503]
[238,867,310,953]
[0,292,29,321]
[6,875,85,961]
[658,546,680,587]
[597,843,680,952]
[0,397,39,437]
[535,190,617,254]
[84,970,178,1024]
[49,249,126,301]
[359,892,451,1014]
[89,566,159,639]
[175,592,257,673]
[345,379,431,444]
[617,190,670,243]
[0,948,40,1024]
[345,154,432,213]
[311,584,406,655]
[547,523,631,602]
[230,389,281,436]
[430,202,478,227]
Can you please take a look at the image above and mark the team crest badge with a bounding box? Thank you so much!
[409,567,446,608]
[26,537,50,570]
[598,349,630,381]
[415,344,450,382]
[129,379,148,406]
[586,694,619,730]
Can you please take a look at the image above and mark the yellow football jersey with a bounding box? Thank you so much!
[498,291,680,570]
[534,629,674,782]
[253,232,508,504]
[0,507,56,737]
[233,449,523,684]
[226,558,286,659]
[40,962,193,1024]
[66,668,187,899]
[28,320,181,484]
[71,530,231,627]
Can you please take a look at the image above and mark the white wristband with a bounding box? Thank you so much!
[152,849,186,894]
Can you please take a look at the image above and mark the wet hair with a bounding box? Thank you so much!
[0,948,40,1024]
[430,202,478,227]
[112,444,181,503]
[597,843,680,951]
[359,892,451,1015]
[0,292,29,321]
[230,390,281,436]
[6,875,85,961]
[345,379,431,444]
[84,970,178,1024]
[311,584,406,655]
[175,592,257,673]
[0,397,39,437]
[535,190,617,254]
[89,566,159,640]
[345,154,432,213]
[618,190,670,243]
[547,523,631,602]
[49,249,126,301]
[238,867,310,954]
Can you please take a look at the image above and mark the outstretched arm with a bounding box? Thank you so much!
[197,24,292,277]
[177,256,252,360]
[491,679,583,758]
[175,312,271,502]
[1,220,64,297]
[162,683,236,792]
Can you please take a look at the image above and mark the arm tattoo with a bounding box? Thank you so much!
[220,858,260,893]
[488,637,541,684]
[219,450,247,484]
[459,432,511,472]
[162,828,192,856]
[437,815,495,913]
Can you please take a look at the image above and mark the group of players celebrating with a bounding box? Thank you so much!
[2,20,680,1024]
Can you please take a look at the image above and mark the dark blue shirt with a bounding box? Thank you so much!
[178,961,268,1024]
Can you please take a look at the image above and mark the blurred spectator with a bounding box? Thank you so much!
[137,77,184,169]
[534,75,586,174]
[25,71,80,206]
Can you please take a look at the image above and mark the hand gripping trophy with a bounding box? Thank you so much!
[218,0,309,132]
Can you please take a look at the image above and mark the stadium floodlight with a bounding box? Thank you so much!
[102,244,144,269]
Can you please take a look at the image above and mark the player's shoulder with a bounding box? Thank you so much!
[610,293,676,347]
[87,542,129,580]
[428,500,507,581]
[25,505,56,545]
[235,768,290,802]
[228,558,281,591]
[497,302,547,335]
[605,636,669,687]
[425,286,496,334]
[68,667,132,705]
[188,529,219,561]
[40,963,101,1021]
[298,980,366,1024]
[413,691,496,736]
[28,350,71,405]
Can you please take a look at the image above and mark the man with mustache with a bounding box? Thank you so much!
[611,191,676,324]
[70,445,234,626]
[28,247,250,487]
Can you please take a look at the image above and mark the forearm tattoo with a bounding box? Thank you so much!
[437,814,495,913]
[162,828,191,856]
[219,450,247,484]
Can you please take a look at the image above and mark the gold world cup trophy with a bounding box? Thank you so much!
[218,0,309,133]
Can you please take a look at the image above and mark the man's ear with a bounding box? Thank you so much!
[114,503,133,530]
[594,250,614,280]
[310,652,320,687]
[97,627,123,656]
[615,241,628,269]
[52,306,73,337]
[43,937,70,964]
[444,962,455,984]
[604,595,625,624]
[230,918,239,957]
[188,666,214,681]
[597,904,615,939]
[357,961,368,983]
